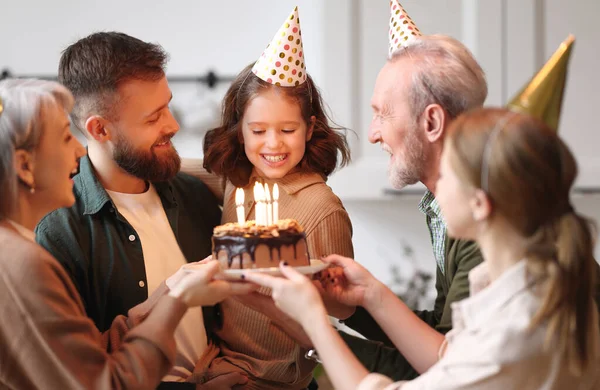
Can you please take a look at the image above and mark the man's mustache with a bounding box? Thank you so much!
[153,133,175,146]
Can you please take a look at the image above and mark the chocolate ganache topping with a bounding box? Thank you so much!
[212,219,307,268]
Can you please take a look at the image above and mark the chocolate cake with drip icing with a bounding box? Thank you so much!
[212,219,310,269]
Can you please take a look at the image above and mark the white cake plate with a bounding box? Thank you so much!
[181,259,329,281]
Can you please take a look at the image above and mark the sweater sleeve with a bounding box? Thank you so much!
[0,249,185,390]
[305,209,354,259]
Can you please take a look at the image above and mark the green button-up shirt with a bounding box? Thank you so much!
[35,156,222,333]
[418,190,447,275]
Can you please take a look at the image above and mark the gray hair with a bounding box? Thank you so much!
[0,78,74,219]
[390,34,488,122]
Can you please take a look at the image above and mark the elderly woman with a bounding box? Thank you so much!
[0,79,254,389]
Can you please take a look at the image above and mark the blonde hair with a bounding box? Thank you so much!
[447,107,599,375]
[0,78,74,219]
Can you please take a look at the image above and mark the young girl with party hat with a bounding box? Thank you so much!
[244,107,600,389]
[182,6,354,389]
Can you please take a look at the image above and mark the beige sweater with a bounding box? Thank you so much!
[0,222,187,390]
[182,160,354,389]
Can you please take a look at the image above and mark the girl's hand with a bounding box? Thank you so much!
[243,263,328,330]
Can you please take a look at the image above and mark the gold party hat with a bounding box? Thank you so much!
[507,34,575,132]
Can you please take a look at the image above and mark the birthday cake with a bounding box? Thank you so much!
[212,219,310,269]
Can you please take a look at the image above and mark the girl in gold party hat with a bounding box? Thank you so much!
[183,6,353,389]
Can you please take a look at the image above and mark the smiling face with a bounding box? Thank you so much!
[241,88,313,179]
[31,103,86,209]
[106,76,181,181]
[368,59,427,189]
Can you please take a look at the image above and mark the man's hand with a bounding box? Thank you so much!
[317,255,382,308]
[313,266,356,319]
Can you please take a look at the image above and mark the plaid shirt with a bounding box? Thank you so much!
[418,190,447,274]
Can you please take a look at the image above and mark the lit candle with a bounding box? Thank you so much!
[264,183,273,226]
[273,183,279,223]
[258,184,267,225]
[253,182,263,225]
[235,188,245,225]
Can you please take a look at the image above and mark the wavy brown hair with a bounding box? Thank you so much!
[203,63,350,187]
[447,107,600,375]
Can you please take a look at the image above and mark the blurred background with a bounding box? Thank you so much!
[2,0,599,314]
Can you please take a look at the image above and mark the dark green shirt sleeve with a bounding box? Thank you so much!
[412,265,445,331]
[35,210,88,301]
[338,331,419,381]
[436,239,483,334]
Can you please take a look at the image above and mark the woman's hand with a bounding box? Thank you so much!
[166,255,213,289]
[243,263,328,330]
[168,260,258,307]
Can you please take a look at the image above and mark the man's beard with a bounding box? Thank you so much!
[388,127,426,190]
[113,132,181,182]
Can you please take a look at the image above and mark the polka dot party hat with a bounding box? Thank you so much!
[388,0,422,56]
[252,6,307,87]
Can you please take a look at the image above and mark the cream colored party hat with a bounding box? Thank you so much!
[252,6,307,87]
[388,0,422,56]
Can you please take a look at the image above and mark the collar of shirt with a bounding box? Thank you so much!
[418,189,443,220]
[106,183,161,214]
[452,260,534,330]
[6,219,35,242]
[77,155,177,216]
[247,169,325,195]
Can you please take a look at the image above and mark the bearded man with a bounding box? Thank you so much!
[35,32,241,390]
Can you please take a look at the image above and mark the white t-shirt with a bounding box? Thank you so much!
[107,184,207,382]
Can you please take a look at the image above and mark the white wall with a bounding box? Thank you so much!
[503,0,600,188]
[0,0,326,157]
[2,1,600,301]
[0,0,324,78]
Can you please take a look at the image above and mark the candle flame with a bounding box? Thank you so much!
[235,188,244,206]
[273,183,279,201]
[253,181,264,201]
[264,183,271,202]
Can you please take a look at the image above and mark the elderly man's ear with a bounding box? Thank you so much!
[422,104,448,143]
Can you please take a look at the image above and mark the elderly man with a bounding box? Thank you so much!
[335,33,487,380]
